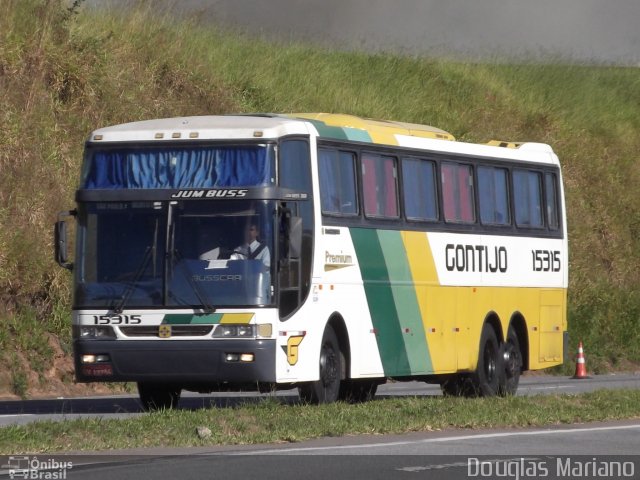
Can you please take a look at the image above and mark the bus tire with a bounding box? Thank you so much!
[499,326,522,396]
[469,323,502,397]
[339,379,378,403]
[138,382,181,411]
[298,326,342,404]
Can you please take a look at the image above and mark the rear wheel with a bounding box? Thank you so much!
[138,383,181,411]
[499,326,522,396]
[468,324,502,397]
[299,327,342,404]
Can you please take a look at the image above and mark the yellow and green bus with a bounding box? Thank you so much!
[55,113,567,409]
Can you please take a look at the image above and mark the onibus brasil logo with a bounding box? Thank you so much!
[2,456,73,479]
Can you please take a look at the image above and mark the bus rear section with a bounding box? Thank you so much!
[306,114,567,399]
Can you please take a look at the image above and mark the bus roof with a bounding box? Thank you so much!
[88,113,557,165]
[88,115,310,143]
[287,113,456,143]
[88,113,455,143]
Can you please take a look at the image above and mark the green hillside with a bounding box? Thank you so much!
[1,0,639,397]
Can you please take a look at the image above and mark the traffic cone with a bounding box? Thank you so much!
[572,341,589,379]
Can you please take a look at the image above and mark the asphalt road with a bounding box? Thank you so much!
[1,375,639,479]
[0,373,639,427]
[2,420,639,479]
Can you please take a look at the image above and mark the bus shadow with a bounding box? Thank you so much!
[0,393,302,415]
[0,388,441,417]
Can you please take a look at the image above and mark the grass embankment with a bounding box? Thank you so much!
[1,0,640,396]
[1,390,640,454]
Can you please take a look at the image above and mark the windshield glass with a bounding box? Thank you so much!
[168,200,274,307]
[81,144,276,189]
[75,202,167,308]
[75,200,275,308]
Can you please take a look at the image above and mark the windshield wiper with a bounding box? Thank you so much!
[113,246,152,314]
[172,249,216,314]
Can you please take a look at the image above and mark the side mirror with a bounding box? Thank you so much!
[55,211,75,270]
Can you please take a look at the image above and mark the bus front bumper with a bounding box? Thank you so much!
[73,339,276,384]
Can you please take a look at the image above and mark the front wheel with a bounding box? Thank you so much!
[299,327,342,404]
[138,383,181,411]
[468,324,502,397]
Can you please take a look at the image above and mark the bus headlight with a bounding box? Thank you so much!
[75,326,116,340]
[81,354,111,364]
[212,324,256,338]
[224,353,255,363]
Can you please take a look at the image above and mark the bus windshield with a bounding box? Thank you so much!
[74,200,275,309]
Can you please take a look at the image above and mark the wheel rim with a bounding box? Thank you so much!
[319,342,338,387]
[503,340,520,378]
[484,341,497,383]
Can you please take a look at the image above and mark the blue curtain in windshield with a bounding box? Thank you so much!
[83,147,272,189]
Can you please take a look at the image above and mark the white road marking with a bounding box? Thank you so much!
[397,457,541,472]
[523,385,577,390]
[232,423,640,455]
[396,460,471,472]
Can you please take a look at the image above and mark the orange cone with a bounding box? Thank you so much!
[572,341,589,379]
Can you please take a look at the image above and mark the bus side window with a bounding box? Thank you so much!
[361,153,399,218]
[318,148,358,215]
[442,162,475,223]
[513,170,543,228]
[545,172,560,230]
[478,166,510,226]
[402,157,438,221]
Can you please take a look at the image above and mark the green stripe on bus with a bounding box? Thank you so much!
[305,119,349,140]
[162,313,222,325]
[377,230,433,374]
[343,127,372,143]
[350,228,411,376]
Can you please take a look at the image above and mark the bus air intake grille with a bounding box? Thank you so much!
[120,325,214,337]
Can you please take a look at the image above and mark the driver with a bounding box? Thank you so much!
[230,223,270,268]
